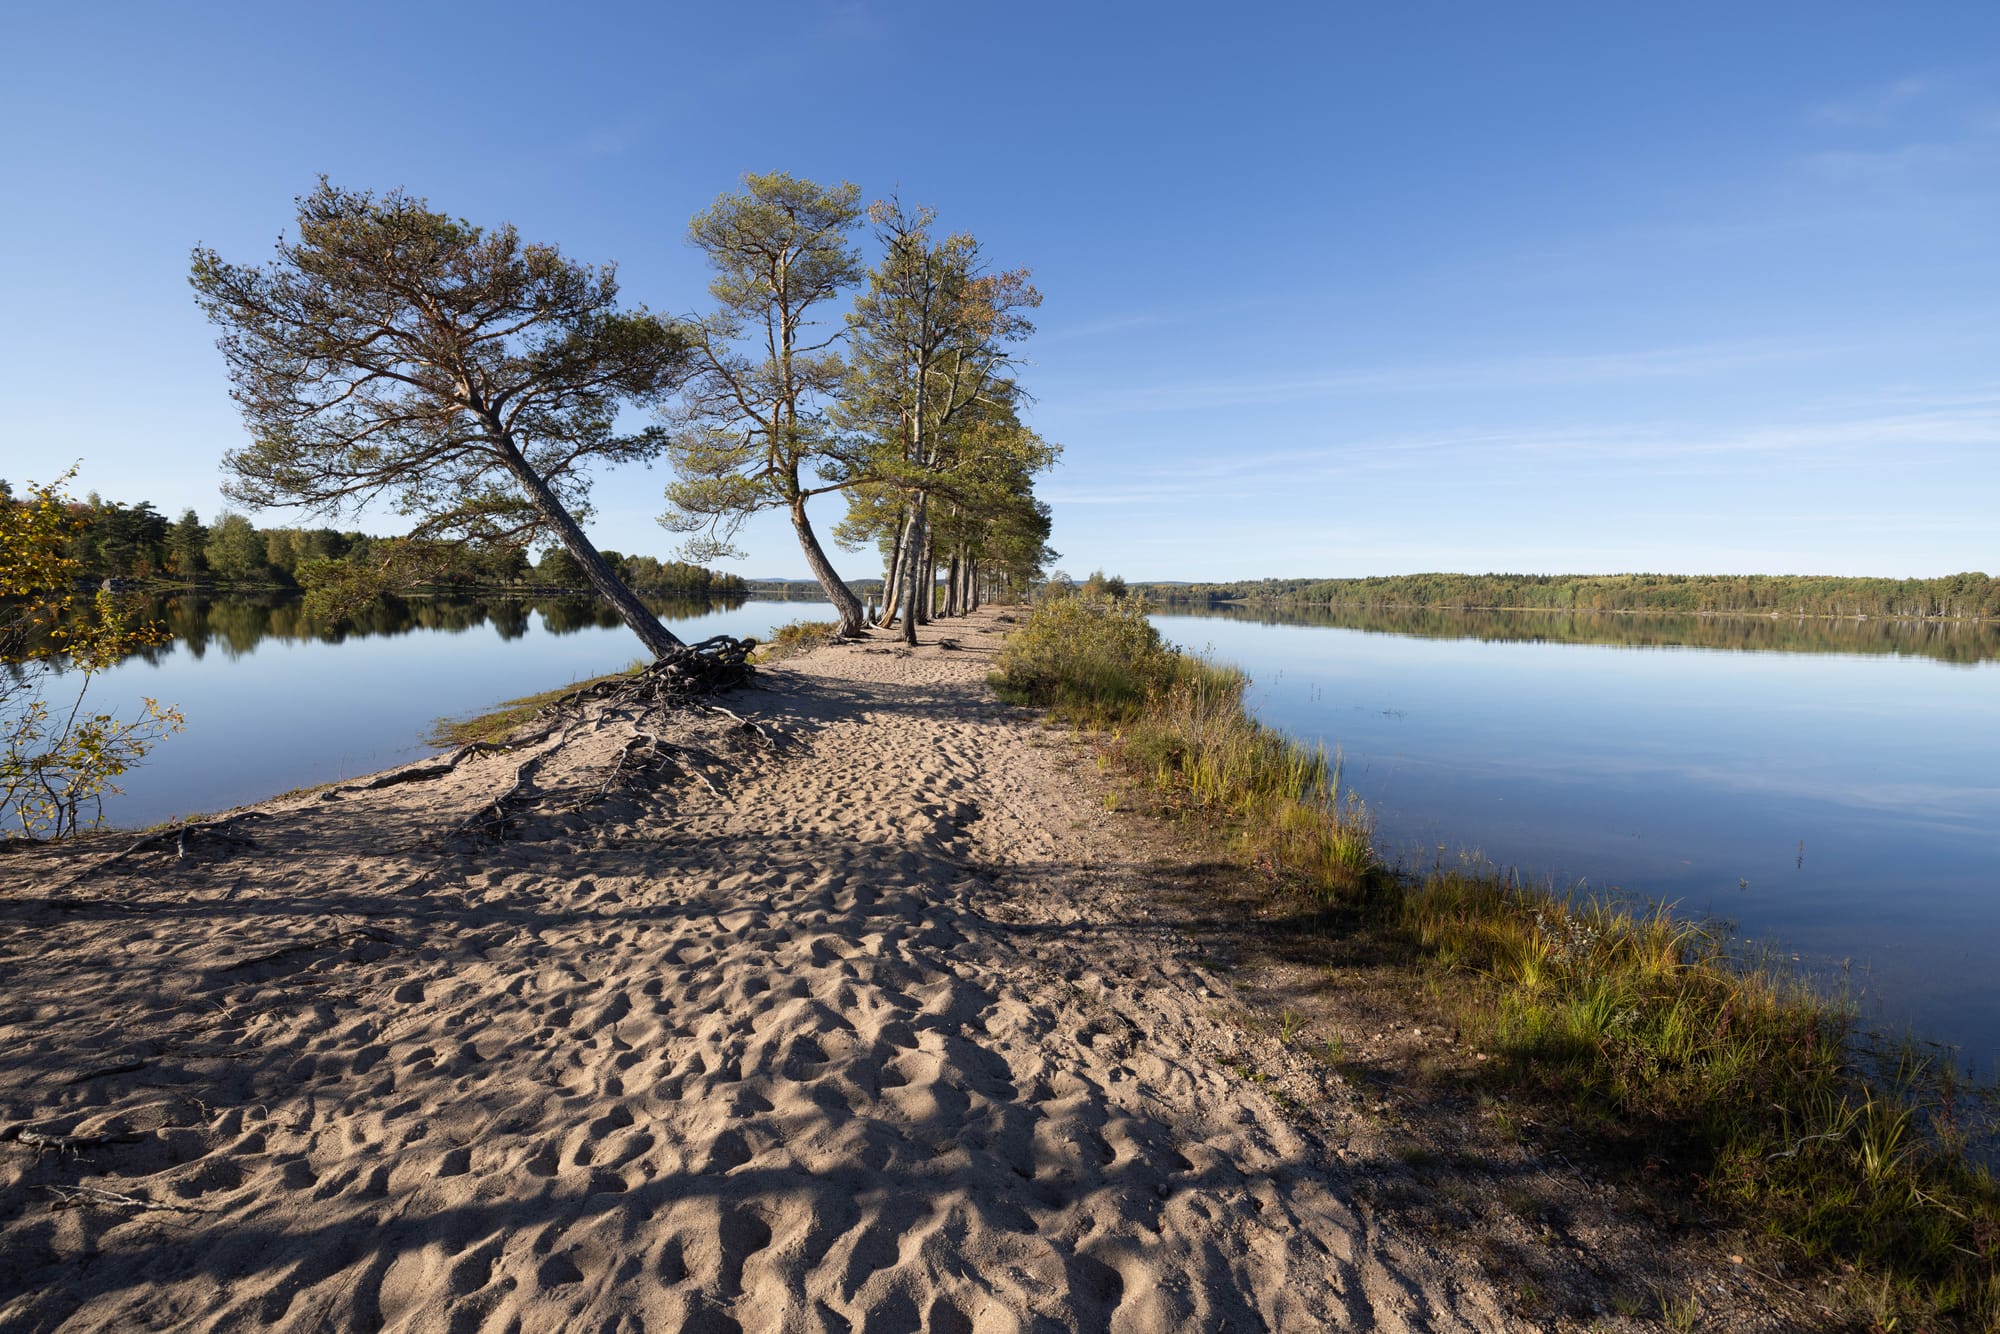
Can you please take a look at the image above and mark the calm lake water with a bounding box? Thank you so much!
[1155,605,2000,1067]
[65,594,834,837]
[36,595,2000,1064]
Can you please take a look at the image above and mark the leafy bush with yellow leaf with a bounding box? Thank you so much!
[2,470,183,837]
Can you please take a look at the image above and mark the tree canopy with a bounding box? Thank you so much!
[840,199,1044,642]
[190,180,696,656]
[661,173,872,635]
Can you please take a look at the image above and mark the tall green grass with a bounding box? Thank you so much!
[994,598,2000,1329]
[993,597,1374,896]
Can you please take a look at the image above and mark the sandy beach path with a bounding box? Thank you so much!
[0,609,1507,1332]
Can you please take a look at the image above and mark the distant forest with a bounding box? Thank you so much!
[0,483,748,600]
[1138,572,1999,620]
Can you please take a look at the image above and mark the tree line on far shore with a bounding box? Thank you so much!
[1138,571,2000,621]
[0,483,748,600]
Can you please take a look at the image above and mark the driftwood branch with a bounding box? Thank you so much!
[40,1183,211,1214]
[2,1124,144,1155]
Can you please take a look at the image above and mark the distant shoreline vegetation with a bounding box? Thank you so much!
[0,483,748,601]
[1168,601,2000,667]
[1139,571,1999,621]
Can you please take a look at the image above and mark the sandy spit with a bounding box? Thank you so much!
[0,608,1513,1332]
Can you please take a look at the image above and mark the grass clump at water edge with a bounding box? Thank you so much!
[754,619,840,663]
[427,662,648,748]
[993,596,1375,896]
[993,596,2000,1330]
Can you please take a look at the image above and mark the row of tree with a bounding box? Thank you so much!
[187,174,1059,657]
[1138,572,2000,621]
[0,485,748,599]
[659,179,1056,640]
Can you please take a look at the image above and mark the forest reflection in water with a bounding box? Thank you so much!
[1160,600,2000,665]
[114,590,763,665]
[52,593,835,836]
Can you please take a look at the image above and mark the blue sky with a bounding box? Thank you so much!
[2,2,1995,581]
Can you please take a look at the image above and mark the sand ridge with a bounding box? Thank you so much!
[0,609,1511,1331]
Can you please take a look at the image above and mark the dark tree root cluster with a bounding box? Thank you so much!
[440,635,763,843]
[571,635,758,711]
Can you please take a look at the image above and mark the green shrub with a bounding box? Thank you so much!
[991,597,1173,720]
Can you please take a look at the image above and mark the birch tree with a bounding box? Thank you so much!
[190,181,695,657]
[660,173,871,636]
[841,199,1040,644]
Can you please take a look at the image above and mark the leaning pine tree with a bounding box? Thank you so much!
[190,180,694,657]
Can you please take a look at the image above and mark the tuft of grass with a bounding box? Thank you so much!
[755,619,839,663]
[993,598,1376,902]
[994,598,2000,1331]
[427,662,645,748]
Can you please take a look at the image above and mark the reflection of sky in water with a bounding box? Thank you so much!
[1156,614,2000,1066]
[85,601,833,837]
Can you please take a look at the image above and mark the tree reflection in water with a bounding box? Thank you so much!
[1167,602,2000,666]
[111,593,750,665]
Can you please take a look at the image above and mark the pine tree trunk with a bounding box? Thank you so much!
[899,500,925,645]
[878,514,907,628]
[916,524,935,625]
[497,444,684,657]
[791,499,865,636]
[943,551,961,618]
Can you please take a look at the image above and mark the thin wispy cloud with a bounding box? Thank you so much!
[1056,395,2000,501]
[1811,74,1939,128]
[1057,337,1840,416]
[1799,141,1973,186]
[1038,311,1178,342]
[1795,70,2000,193]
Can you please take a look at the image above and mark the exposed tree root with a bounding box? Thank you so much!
[64,1060,147,1085]
[220,927,396,972]
[2,1124,145,1156]
[445,741,569,844]
[334,740,512,794]
[41,812,273,895]
[40,1184,210,1214]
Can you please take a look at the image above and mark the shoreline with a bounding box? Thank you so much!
[4,609,1549,1330]
[6,606,1984,1326]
